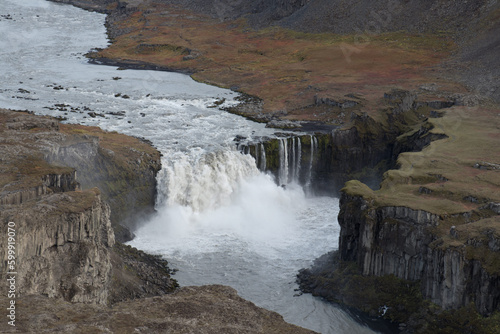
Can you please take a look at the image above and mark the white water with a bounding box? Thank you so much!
[0,1,385,333]
[259,143,267,171]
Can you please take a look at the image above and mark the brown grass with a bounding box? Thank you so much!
[95,2,462,120]
[60,123,159,161]
[345,106,500,238]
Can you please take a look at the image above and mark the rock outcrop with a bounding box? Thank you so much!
[0,286,316,333]
[0,189,114,304]
[0,109,170,303]
[0,110,161,239]
[0,171,79,205]
[338,188,500,315]
[44,123,161,236]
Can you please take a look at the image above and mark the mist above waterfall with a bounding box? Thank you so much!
[136,172,306,254]
[143,137,325,254]
[129,147,360,333]
[129,162,353,333]
[155,150,260,212]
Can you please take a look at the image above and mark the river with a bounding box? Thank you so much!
[0,1,389,333]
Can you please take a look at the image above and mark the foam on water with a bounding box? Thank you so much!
[156,150,260,211]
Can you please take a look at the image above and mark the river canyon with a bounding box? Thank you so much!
[2,0,499,333]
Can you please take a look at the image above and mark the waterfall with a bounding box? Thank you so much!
[259,143,266,171]
[278,138,289,185]
[295,137,302,182]
[305,135,316,191]
[288,137,302,183]
[155,149,259,212]
[237,135,312,187]
[291,137,296,182]
[255,144,260,169]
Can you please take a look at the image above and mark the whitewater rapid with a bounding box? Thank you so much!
[0,0,387,333]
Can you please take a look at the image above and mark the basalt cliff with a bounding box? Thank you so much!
[297,101,500,332]
[0,109,177,303]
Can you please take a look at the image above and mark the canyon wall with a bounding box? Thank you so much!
[43,126,161,236]
[242,119,392,195]
[0,110,171,304]
[0,189,114,304]
[295,92,500,331]
[339,188,500,315]
[0,111,114,303]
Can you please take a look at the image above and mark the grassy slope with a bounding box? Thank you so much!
[60,123,160,166]
[346,105,500,214]
[344,105,500,274]
[94,2,463,120]
[0,109,159,212]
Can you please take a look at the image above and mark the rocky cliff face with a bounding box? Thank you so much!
[0,189,114,304]
[0,171,79,205]
[1,111,161,242]
[253,124,390,194]
[0,110,116,304]
[338,189,500,315]
[330,100,500,318]
[0,109,170,305]
[44,124,161,236]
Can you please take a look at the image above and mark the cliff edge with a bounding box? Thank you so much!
[0,109,314,333]
[0,109,176,303]
[298,103,500,333]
